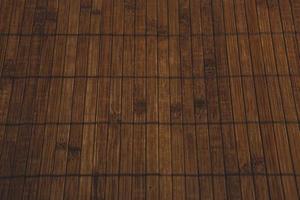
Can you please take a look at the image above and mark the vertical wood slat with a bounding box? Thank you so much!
[146,33,158,199]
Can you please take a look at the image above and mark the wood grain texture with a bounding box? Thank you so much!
[0,0,300,199]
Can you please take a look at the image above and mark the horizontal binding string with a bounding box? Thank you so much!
[0,172,299,179]
[0,31,299,37]
[0,74,300,79]
[1,120,299,126]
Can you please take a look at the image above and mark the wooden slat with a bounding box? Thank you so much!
[92,36,112,200]
[170,36,186,200]
[124,0,135,34]
[118,35,134,199]
[158,36,172,199]
[105,35,123,199]
[0,0,25,76]
[157,0,168,35]
[2,0,27,77]
[180,35,200,199]
[147,0,157,34]
[0,79,12,124]
[132,37,146,199]
[135,0,146,34]
[146,36,159,199]
[133,5,146,198]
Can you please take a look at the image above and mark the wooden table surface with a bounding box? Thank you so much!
[0,0,300,199]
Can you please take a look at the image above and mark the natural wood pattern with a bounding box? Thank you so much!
[0,0,300,199]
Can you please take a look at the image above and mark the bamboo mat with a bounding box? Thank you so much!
[0,0,300,199]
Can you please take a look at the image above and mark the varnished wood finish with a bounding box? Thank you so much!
[0,0,300,199]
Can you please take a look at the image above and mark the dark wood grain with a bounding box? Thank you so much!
[0,0,300,199]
